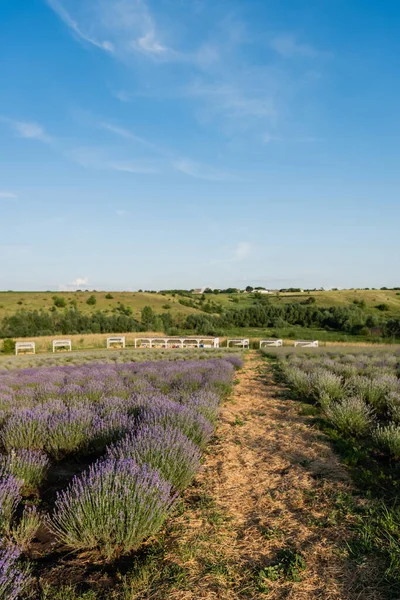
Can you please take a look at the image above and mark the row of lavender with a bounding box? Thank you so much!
[0,356,242,598]
[279,351,400,457]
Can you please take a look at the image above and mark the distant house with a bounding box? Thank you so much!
[258,289,273,294]
[192,288,205,294]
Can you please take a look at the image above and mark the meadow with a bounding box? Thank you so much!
[265,347,400,590]
[0,355,240,598]
[1,289,400,321]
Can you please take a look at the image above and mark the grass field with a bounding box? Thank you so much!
[1,289,400,321]
[0,291,200,320]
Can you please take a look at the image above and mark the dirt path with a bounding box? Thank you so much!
[149,353,385,600]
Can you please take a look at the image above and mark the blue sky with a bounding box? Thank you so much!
[1,0,399,291]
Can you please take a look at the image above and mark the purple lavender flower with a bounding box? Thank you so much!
[50,458,176,560]
[0,542,31,600]
[107,424,201,491]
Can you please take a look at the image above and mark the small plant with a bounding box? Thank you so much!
[86,295,96,306]
[50,458,176,560]
[373,423,400,459]
[259,547,306,583]
[52,295,66,308]
[12,506,41,552]
[325,397,372,437]
[107,424,201,491]
[1,449,49,488]
[2,339,16,355]
[162,304,171,310]
[0,543,31,600]
[105,293,113,299]
[0,474,22,534]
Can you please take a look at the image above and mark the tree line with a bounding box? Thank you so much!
[0,303,399,340]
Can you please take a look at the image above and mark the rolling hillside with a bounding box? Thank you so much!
[1,289,400,321]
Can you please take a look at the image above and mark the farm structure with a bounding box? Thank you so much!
[15,341,36,355]
[52,339,72,352]
[227,338,250,349]
[259,339,283,348]
[294,340,319,348]
[107,336,126,349]
[134,336,220,349]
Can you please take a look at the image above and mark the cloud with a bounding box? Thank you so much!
[73,277,88,286]
[270,34,321,58]
[4,119,51,143]
[235,242,252,260]
[67,147,158,174]
[47,0,171,59]
[173,158,243,182]
[0,192,17,199]
[46,0,114,52]
[108,162,158,174]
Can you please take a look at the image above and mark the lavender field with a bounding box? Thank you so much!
[272,349,400,586]
[0,356,241,598]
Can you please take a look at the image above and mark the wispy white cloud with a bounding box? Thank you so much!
[270,34,322,58]
[47,0,171,59]
[0,192,17,200]
[58,276,89,291]
[235,242,252,260]
[66,147,159,174]
[187,80,277,121]
[4,119,52,143]
[108,162,158,174]
[173,158,243,182]
[46,0,114,53]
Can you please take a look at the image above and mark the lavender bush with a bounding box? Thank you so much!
[0,475,22,533]
[325,397,373,437]
[0,542,31,600]
[373,423,400,459]
[1,449,49,489]
[50,458,176,560]
[107,424,201,491]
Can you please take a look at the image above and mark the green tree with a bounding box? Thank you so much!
[141,305,155,330]
[86,295,97,306]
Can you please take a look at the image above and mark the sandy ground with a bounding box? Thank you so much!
[159,353,385,600]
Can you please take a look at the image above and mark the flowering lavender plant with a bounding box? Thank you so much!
[0,542,31,600]
[1,449,49,489]
[107,424,201,491]
[0,475,22,534]
[50,458,176,560]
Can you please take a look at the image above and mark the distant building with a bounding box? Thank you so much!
[192,288,205,294]
[258,289,273,294]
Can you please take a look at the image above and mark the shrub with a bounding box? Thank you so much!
[107,424,201,491]
[325,397,372,437]
[373,424,400,459]
[105,294,113,299]
[86,295,96,306]
[50,458,176,560]
[375,303,390,311]
[388,392,400,423]
[309,369,345,403]
[1,450,49,488]
[140,403,214,448]
[2,339,16,355]
[52,296,66,308]
[1,410,48,453]
[282,366,312,400]
[12,506,41,552]
[0,475,22,533]
[0,543,31,600]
